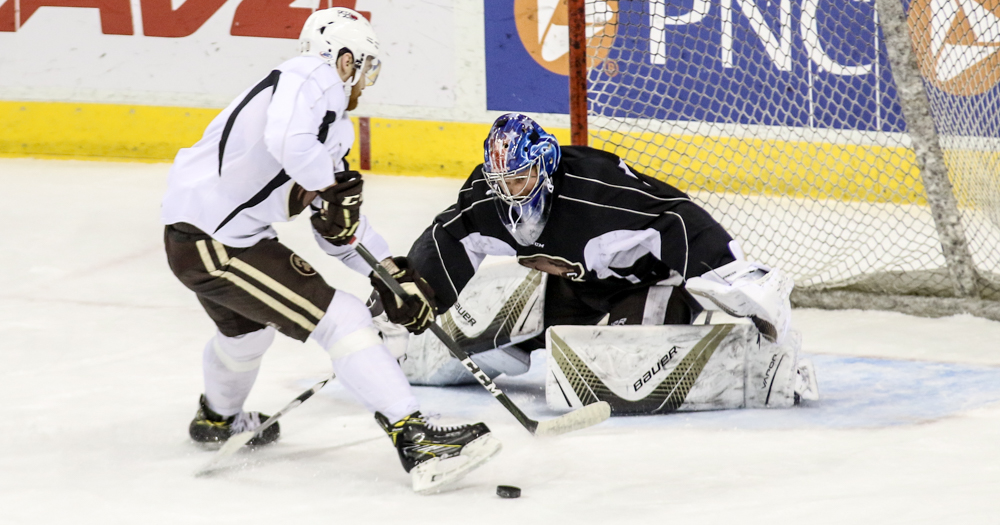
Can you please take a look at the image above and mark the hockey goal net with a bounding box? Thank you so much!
[576,0,1000,317]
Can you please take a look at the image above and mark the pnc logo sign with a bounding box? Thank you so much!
[513,0,618,75]
[909,0,1000,95]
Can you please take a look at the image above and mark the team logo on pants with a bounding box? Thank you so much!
[289,254,316,276]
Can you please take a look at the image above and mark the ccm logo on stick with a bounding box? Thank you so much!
[461,358,502,397]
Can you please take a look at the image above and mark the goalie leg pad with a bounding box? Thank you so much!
[400,341,531,386]
[545,324,809,414]
[394,261,546,385]
[745,329,802,408]
[545,324,756,414]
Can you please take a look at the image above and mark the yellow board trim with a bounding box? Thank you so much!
[363,118,569,180]
[591,131,929,205]
[1,101,219,161]
[8,99,989,207]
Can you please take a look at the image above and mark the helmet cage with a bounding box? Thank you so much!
[362,56,381,86]
[482,157,547,206]
[492,172,553,246]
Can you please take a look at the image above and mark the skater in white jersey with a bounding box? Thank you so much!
[161,7,499,493]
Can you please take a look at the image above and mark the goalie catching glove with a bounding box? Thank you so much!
[311,170,364,246]
[370,257,437,335]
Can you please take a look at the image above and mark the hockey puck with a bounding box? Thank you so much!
[497,485,521,499]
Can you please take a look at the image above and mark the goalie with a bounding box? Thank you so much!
[371,113,819,415]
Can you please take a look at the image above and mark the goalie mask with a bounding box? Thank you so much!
[483,114,561,246]
[299,7,381,87]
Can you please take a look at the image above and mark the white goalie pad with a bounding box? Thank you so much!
[545,323,804,415]
[385,260,547,385]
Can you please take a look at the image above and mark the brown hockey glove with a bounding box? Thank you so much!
[311,171,363,246]
[369,257,437,335]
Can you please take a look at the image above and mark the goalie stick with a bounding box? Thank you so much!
[195,375,334,476]
[354,241,611,437]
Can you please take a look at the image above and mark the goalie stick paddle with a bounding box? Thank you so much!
[195,375,334,476]
[353,241,610,437]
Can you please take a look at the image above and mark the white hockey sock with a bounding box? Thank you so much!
[332,345,421,422]
[203,327,275,417]
[311,292,420,423]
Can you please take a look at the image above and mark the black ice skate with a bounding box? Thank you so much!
[189,394,280,447]
[375,411,502,494]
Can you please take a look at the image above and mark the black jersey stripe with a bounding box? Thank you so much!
[218,69,281,176]
[317,111,337,143]
[563,173,692,203]
[214,170,291,233]
[556,195,661,217]
[431,223,459,299]
[441,197,495,228]
[459,178,490,193]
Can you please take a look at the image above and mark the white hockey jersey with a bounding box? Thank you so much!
[161,55,389,272]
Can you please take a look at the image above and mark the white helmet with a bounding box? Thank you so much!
[299,7,381,86]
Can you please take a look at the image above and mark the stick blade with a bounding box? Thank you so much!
[194,431,256,476]
[533,401,611,437]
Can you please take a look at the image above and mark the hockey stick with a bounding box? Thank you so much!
[195,375,334,476]
[354,241,610,437]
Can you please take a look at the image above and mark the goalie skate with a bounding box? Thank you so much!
[794,358,820,403]
[685,262,794,343]
[375,411,502,494]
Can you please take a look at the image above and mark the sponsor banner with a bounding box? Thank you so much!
[484,0,571,113]
[0,0,455,109]
[486,0,1000,138]
[908,0,1000,137]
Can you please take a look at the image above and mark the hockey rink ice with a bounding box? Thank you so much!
[2,157,999,524]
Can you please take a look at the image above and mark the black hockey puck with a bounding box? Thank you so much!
[497,485,521,498]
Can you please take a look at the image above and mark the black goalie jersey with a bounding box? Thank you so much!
[407,146,736,312]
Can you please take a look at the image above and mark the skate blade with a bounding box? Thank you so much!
[411,434,502,495]
[195,431,257,476]
[795,359,820,402]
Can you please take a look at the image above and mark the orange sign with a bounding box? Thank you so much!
[513,0,618,76]
[908,0,1000,95]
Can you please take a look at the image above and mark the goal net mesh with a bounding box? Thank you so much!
[583,0,1000,303]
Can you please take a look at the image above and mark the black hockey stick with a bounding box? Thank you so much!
[354,241,610,437]
[195,375,334,475]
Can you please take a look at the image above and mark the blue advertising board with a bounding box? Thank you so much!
[484,0,1000,138]
[484,1,572,114]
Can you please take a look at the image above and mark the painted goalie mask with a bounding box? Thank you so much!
[482,113,561,246]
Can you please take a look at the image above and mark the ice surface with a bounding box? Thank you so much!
[1,158,999,524]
